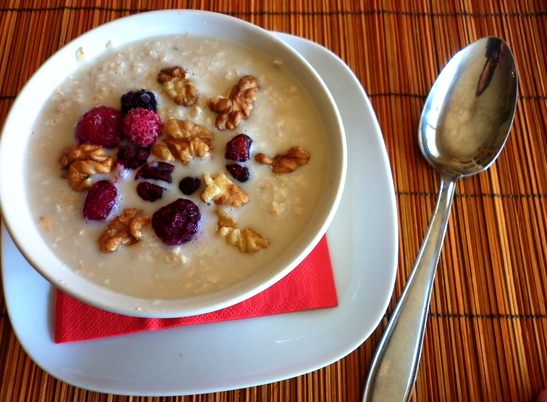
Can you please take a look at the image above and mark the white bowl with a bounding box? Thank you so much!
[0,10,346,318]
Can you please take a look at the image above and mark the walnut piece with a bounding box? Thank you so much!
[163,119,214,144]
[150,143,176,161]
[59,144,115,191]
[209,76,259,130]
[152,119,214,164]
[59,143,111,168]
[157,66,198,107]
[200,172,249,207]
[99,209,150,253]
[215,209,269,253]
[164,138,209,165]
[255,146,311,174]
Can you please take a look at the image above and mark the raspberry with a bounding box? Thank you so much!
[225,133,252,162]
[152,198,201,245]
[123,108,163,148]
[226,164,250,182]
[117,146,150,170]
[82,180,117,221]
[121,89,157,114]
[135,162,174,183]
[178,177,201,195]
[136,182,166,202]
[75,106,124,149]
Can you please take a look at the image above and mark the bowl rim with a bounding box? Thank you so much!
[0,9,347,318]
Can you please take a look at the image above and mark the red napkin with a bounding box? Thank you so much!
[54,236,337,343]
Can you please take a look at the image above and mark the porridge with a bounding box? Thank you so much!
[25,34,329,300]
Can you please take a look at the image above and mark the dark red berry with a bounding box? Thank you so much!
[123,108,163,148]
[178,177,201,195]
[136,182,166,202]
[75,106,124,149]
[135,162,174,183]
[82,180,117,221]
[152,198,201,246]
[117,146,150,170]
[226,164,250,182]
[225,133,252,162]
[121,89,157,114]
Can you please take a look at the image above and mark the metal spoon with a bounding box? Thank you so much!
[362,37,518,402]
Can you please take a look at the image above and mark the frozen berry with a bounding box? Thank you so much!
[121,89,157,114]
[136,182,166,202]
[225,133,252,162]
[178,177,201,195]
[82,180,117,221]
[152,198,201,246]
[226,164,250,182]
[123,108,163,148]
[75,106,124,149]
[117,146,150,170]
[135,162,174,183]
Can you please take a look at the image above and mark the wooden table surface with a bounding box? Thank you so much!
[1,1,547,401]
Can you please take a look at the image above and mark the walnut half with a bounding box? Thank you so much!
[151,119,214,164]
[163,138,209,165]
[59,144,115,191]
[200,172,249,207]
[255,146,310,174]
[209,76,259,130]
[99,209,150,253]
[215,209,269,253]
[163,119,214,144]
[157,66,198,107]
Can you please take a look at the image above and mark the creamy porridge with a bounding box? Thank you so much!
[25,34,329,300]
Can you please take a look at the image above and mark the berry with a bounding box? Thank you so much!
[178,177,201,195]
[135,162,174,183]
[121,89,157,114]
[226,164,250,182]
[75,106,124,149]
[117,146,150,170]
[152,198,201,246]
[136,182,166,202]
[82,180,117,221]
[123,107,163,148]
[225,133,252,162]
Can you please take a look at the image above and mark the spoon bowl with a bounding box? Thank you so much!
[363,37,518,402]
[419,37,517,178]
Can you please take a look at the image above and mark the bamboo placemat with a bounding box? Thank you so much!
[1,1,547,401]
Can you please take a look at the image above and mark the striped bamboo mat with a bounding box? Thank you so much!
[1,1,547,401]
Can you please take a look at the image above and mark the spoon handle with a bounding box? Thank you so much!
[362,175,457,402]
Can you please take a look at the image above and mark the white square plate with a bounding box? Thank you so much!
[1,31,397,396]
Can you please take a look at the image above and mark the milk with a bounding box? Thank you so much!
[25,35,328,300]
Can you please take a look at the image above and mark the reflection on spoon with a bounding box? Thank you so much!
[476,37,505,96]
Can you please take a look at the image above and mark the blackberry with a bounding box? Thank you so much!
[226,164,250,182]
[178,177,201,195]
[152,198,201,246]
[82,180,117,221]
[135,162,175,183]
[121,89,157,114]
[225,134,252,162]
[136,182,166,202]
[117,146,150,170]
